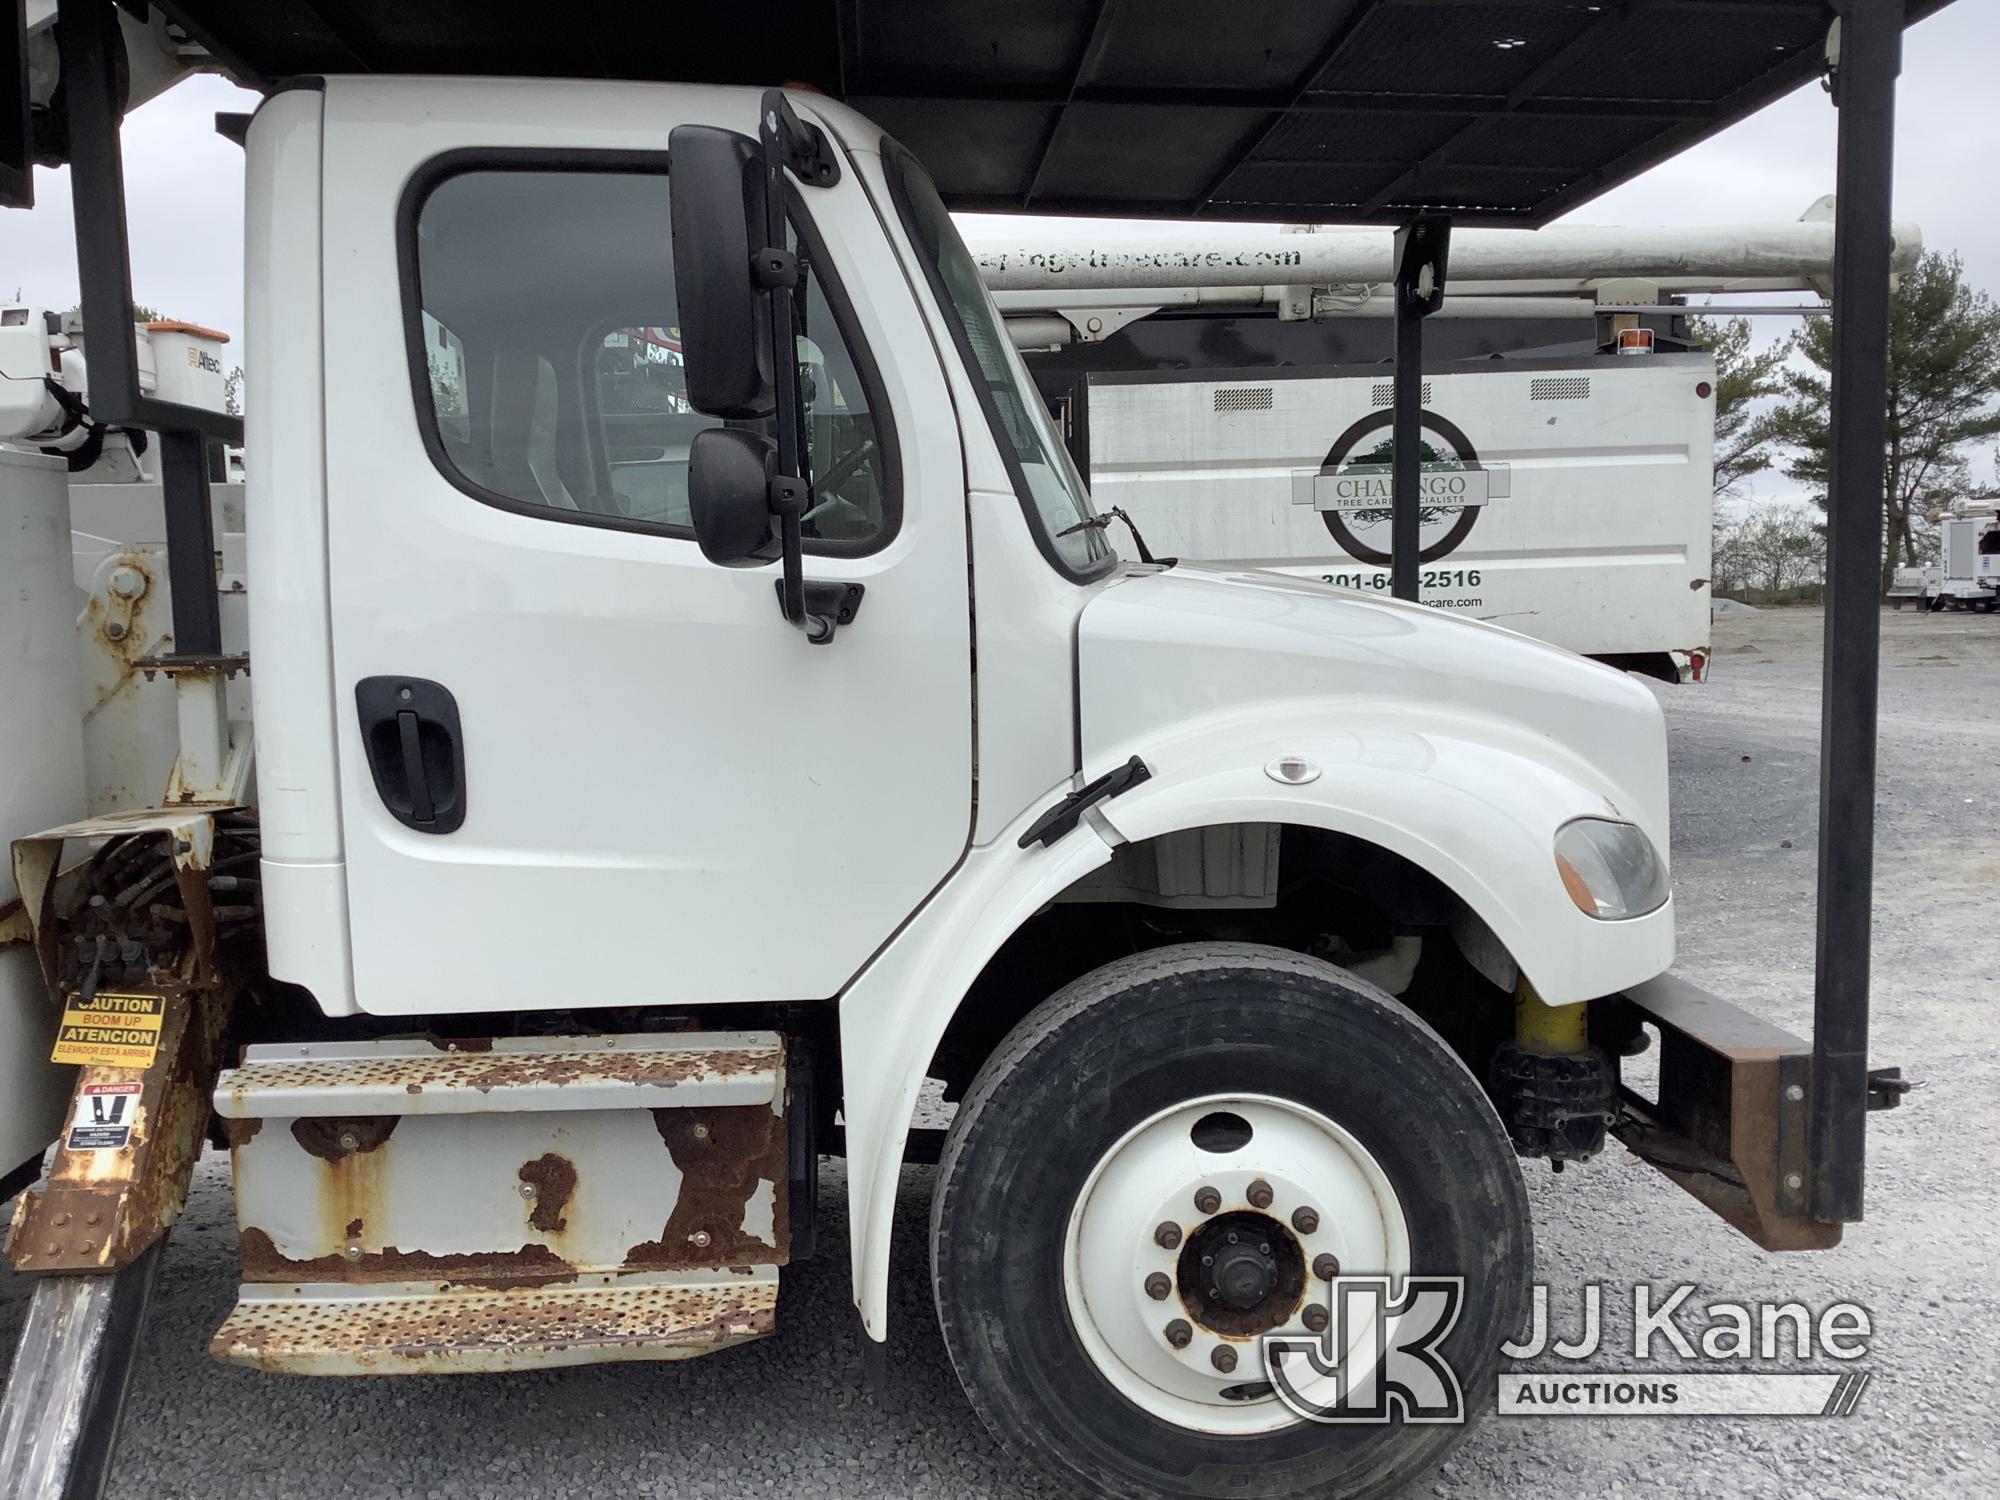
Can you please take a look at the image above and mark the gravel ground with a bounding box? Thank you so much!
[3,605,1996,1499]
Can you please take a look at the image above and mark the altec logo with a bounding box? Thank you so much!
[1258,1280,1877,1423]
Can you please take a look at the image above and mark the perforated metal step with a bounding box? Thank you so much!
[214,1030,783,1116]
[211,1271,777,1375]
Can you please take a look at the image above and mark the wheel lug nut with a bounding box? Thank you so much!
[1154,1221,1183,1250]
[1210,1345,1238,1374]
[1145,1272,1172,1301]
[1193,1186,1221,1215]
[1313,1253,1341,1281]
[1165,1319,1193,1349]
[1225,1231,1239,1245]
[1246,1179,1274,1210]
[1302,1303,1330,1333]
[1292,1206,1320,1234]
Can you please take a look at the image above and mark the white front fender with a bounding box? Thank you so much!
[837,719,1672,1340]
[1093,713,1674,1004]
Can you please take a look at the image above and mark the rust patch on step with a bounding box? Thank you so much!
[237,1227,579,1287]
[223,1116,262,1147]
[518,1154,578,1234]
[626,1106,788,1270]
[290,1116,398,1163]
[210,1275,779,1373]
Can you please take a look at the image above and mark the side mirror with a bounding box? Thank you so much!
[673,92,846,642]
[687,427,781,566]
[668,125,771,419]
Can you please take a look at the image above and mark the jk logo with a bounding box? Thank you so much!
[1263,1276,1466,1423]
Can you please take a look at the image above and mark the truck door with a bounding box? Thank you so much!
[317,83,971,1015]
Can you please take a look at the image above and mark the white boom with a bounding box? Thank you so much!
[971,201,1923,343]
[969,212,1923,294]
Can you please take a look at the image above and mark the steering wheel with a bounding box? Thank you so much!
[801,437,879,529]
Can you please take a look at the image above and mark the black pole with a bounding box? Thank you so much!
[56,0,143,425]
[1810,0,1901,1224]
[1391,293,1423,600]
[159,430,224,657]
[1390,215,1450,602]
[57,0,238,659]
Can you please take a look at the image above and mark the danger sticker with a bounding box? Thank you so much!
[66,1082,141,1151]
[51,991,165,1068]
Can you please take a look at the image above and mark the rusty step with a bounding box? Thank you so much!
[211,1270,777,1375]
[210,1030,795,1368]
[214,1031,784,1117]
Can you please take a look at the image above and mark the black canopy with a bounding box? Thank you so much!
[147,0,1947,224]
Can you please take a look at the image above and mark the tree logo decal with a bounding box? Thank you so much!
[1292,408,1507,566]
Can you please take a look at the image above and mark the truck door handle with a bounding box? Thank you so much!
[355,677,467,834]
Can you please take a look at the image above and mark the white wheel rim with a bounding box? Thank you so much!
[1061,1093,1411,1436]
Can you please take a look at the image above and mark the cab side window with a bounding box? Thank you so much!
[407,163,892,551]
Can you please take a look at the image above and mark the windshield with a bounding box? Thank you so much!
[883,143,1114,580]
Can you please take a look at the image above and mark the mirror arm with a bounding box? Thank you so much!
[767,475,820,638]
[756,88,838,642]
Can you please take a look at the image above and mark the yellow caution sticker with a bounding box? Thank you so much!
[51,992,165,1068]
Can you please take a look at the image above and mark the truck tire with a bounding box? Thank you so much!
[930,941,1530,1500]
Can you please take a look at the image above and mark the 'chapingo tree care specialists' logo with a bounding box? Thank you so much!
[1291,408,1508,566]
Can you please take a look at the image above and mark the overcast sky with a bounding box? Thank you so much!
[3,2,1992,455]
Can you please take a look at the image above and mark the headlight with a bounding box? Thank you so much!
[1553,817,1669,920]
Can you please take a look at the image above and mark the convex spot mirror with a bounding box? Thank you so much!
[668,124,773,419]
[688,427,782,566]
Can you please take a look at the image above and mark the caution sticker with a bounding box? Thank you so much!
[66,1081,141,1151]
[51,991,166,1068]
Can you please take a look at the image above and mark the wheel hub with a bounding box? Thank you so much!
[1061,1094,1412,1437]
[1181,1211,1305,1334]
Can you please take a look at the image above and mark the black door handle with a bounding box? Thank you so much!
[356,677,466,833]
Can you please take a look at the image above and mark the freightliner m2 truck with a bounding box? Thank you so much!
[0,28,1897,1499]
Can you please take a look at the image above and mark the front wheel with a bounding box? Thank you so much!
[931,942,1531,1500]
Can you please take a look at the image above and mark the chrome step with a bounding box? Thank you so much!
[210,1270,777,1375]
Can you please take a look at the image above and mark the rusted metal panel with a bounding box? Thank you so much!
[213,1032,784,1117]
[219,1028,793,1359]
[209,1270,777,1375]
[9,805,244,996]
[1614,973,1839,1252]
[6,806,248,1275]
[228,1104,792,1284]
[630,1106,789,1271]
[7,986,231,1273]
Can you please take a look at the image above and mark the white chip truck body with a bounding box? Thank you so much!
[1080,352,1717,681]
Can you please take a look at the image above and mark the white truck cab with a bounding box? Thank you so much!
[5,72,1690,1500]
[214,78,1676,1488]
[3,0,1925,1488]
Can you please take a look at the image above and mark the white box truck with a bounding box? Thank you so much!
[1082,352,1716,681]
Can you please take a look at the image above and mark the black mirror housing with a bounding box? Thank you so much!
[688,427,782,566]
[668,124,772,419]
